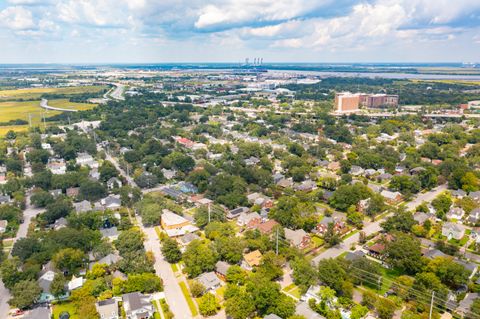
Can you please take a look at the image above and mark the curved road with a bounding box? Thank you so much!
[40,99,78,112]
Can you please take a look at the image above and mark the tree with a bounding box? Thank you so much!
[291,257,317,292]
[194,206,226,228]
[53,248,86,274]
[99,160,119,182]
[161,238,182,264]
[30,190,54,208]
[365,194,387,219]
[389,175,421,197]
[115,228,144,255]
[324,222,342,247]
[225,291,255,319]
[381,209,417,233]
[317,259,347,293]
[466,298,480,319]
[329,183,371,211]
[9,280,41,309]
[214,236,244,264]
[182,240,218,278]
[42,198,73,224]
[51,273,67,297]
[226,266,247,285]
[351,304,369,319]
[11,237,41,262]
[190,280,206,298]
[198,293,220,316]
[426,256,469,289]
[431,193,452,219]
[123,273,163,293]
[376,298,396,319]
[385,233,423,274]
[80,180,107,201]
[134,172,158,189]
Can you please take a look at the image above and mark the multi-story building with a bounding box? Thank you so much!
[335,92,399,112]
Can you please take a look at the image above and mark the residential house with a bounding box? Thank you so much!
[107,177,122,190]
[101,195,122,210]
[74,200,92,213]
[227,207,249,219]
[90,253,122,270]
[295,180,317,192]
[423,249,447,259]
[276,178,293,188]
[68,275,85,291]
[122,292,154,319]
[345,250,366,262]
[248,219,279,235]
[76,153,98,168]
[196,272,222,292]
[284,228,311,249]
[264,315,282,319]
[237,212,261,227]
[242,250,263,270]
[300,285,322,303]
[446,207,465,220]
[442,222,466,240]
[178,232,200,248]
[350,165,364,176]
[66,187,80,198]
[470,191,480,202]
[161,168,176,180]
[451,189,467,199]
[95,298,119,319]
[215,261,231,281]
[50,189,62,197]
[47,160,67,175]
[467,208,480,225]
[0,220,7,233]
[37,270,56,302]
[100,227,119,242]
[53,217,68,230]
[413,212,434,225]
[0,195,11,205]
[380,190,403,204]
[161,209,198,237]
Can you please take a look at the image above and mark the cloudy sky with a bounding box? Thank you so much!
[0,0,479,63]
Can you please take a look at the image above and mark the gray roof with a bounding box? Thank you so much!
[196,272,221,290]
[74,200,92,213]
[122,292,151,312]
[100,227,119,238]
[179,232,200,245]
[215,261,231,276]
[264,315,282,319]
[423,249,447,259]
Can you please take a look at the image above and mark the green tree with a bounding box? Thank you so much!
[329,183,371,211]
[9,280,41,309]
[161,238,182,264]
[198,293,220,316]
[182,240,218,278]
[317,259,347,293]
[80,180,107,201]
[30,190,54,208]
[51,273,68,297]
[431,193,452,219]
[225,291,255,319]
[194,206,226,228]
[385,233,423,274]
[52,248,86,274]
[99,160,119,182]
[376,298,396,319]
[324,222,342,247]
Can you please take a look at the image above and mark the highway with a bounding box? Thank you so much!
[312,184,447,264]
[108,84,125,101]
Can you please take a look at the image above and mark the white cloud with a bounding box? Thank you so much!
[0,6,36,30]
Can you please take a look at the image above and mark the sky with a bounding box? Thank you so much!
[0,0,479,64]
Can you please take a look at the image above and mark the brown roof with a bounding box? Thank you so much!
[368,243,385,254]
[243,250,262,267]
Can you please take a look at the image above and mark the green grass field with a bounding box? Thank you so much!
[0,85,107,101]
[179,281,198,316]
[52,301,78,319]
[46,99,97,111]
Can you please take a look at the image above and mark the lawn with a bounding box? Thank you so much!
[52,301,78,319]
[171,263,179,273]
[216,285,227,301]
[179,281,198,316]
[311,235,324,247]
[282,283,302,300]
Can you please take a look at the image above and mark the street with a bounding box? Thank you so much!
[0,196,45,319]
[313,185,448,264]
[137,218,193,319]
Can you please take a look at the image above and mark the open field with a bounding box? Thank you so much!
[0,100,60,124]
[0,85,107,101]
[0,125,30,135]
[52,301,78,319]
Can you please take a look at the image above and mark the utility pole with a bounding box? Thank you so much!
[276,228,279,255]
[208,204,211,223]
[377,276,382,291]
[429,291,435,319]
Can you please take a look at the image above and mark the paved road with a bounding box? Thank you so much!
[40,99,78,112]
[0,196,45,319]
[110,149,191,318]
[313,185,448,264]
[103,151,137,187]
[109,84,125,101]
[137,219,193,319]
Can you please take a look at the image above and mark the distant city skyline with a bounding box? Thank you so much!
[0,0,479,64]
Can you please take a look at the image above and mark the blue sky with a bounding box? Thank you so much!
[0,0,479,63]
